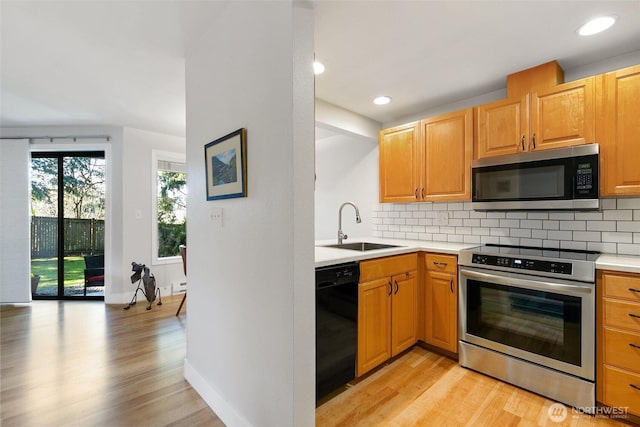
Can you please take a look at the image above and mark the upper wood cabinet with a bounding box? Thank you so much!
[379,108,472,203]
[421,109,472,201]
[475,77,596,159]
[379,122,421,203]
[600,65,640,196]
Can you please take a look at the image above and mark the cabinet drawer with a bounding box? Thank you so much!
[604,299,640,333]
[603,327,640,374]
[360,253,417,283]
[424,253,457,274]
[602,365,640,416]
[602,271,640,302]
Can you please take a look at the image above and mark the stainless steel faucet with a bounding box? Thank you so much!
[338,202,362,244]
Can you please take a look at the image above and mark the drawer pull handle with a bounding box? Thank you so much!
[629,288,640,293]
[629,313,640,319]
[433,261,448,267]
[394,280,399,295]
[450,278,454,294]
[631,384,640,391]
[388,281,392,296]
[630,343,640,350]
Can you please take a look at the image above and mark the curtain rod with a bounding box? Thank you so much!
[0,135,111,142]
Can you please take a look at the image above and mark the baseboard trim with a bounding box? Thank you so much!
[183,357,251,427]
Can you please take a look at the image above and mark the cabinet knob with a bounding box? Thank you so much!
[387,280,392,296]
[414,188,418,199]
[394,280,399,295]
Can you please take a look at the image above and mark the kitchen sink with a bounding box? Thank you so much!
[322,242,403,251]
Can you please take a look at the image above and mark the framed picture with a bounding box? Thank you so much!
[205,128,247,200]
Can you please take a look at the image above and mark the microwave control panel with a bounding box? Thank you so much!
[574,155,598,197]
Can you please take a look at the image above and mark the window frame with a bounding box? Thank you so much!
[151,149,186,265]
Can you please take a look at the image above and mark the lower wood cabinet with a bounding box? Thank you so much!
[423,253,458,353]
[597,270,640,417]
[357,254,417,377]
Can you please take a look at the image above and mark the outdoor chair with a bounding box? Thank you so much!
[84,254,105,296]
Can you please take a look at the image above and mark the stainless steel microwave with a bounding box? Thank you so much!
[472,144,599,211]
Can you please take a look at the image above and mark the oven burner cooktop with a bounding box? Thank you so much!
[459,244,599,283]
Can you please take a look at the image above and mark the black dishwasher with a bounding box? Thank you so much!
[316,262,359,402]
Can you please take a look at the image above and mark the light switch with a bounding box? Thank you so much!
[210,207,223,227]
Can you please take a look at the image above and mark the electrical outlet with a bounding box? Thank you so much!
[210,207,223,227]
[435,211,449,226]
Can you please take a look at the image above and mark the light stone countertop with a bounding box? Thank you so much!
[315,237,640,274]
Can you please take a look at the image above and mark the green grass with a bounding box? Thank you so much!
[31,257,85,290]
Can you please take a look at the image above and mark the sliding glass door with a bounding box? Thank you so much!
[30,152,105,300]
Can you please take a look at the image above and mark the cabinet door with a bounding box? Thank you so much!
[357,277,391,377]
[424,270,458,353]
[391,270,417,356]
[601,65,640,196]
[422,108,472,201]
[530,77,595,151]
[379,122,421,203]
[475,96,529,159]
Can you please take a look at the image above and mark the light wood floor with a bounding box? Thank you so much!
[0,296,223,427]
[317,347,633,427]
[2,299,635,427]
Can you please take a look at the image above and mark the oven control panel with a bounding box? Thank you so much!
[471,254,573,275]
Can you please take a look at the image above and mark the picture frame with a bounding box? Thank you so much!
[205,128,247,200]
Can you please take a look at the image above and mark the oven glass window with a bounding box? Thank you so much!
[474,164,565,201]
[466,279,581,366]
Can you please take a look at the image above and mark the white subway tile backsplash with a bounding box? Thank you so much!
[510,228,532,238]
[500,219,520,228]
[560,221,586,231]
[604,210,633,221]
[561,241,587,251]
[507,212,528,219]
[602,232,633,243]
[490,228,509,237]
[527,212,549,220]
[371,198,640,255]
[618,244,640,256]
[587,221,616,231]
[487,212,506,219]
[543,220,560,230]
[617,198,640,209]
[521,219,543,229]
[521,238,543,247]
[588,242,617,253]
[464,235,481,244]
[601,198,616,209]
[549,212,574,220]
[548,230,573,240]
[575,212,602,220]
[617,221,640,232]
[572,231,601,242]
[464,219,481,227]
[469,211,487,219]
[481,219,500,227]
[532,229,548,239]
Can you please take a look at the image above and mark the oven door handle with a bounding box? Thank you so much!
[459,268,593,295]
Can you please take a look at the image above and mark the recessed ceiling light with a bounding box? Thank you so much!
[577,15,616,36]
[373,96,391,105]
[313,61,325,75]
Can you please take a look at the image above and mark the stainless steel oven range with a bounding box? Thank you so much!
[458,244,599,410]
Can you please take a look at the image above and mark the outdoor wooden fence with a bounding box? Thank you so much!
[31,216,104,258]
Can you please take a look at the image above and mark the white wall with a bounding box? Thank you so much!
[183,2,315,427]
[0,125,186,304]
[315,133,378,240]
[121,127,185,300]
[0,139,31,303]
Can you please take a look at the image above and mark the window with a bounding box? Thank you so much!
[152,150,187,264]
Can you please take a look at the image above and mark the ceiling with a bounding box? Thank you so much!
[2,1,640,138]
